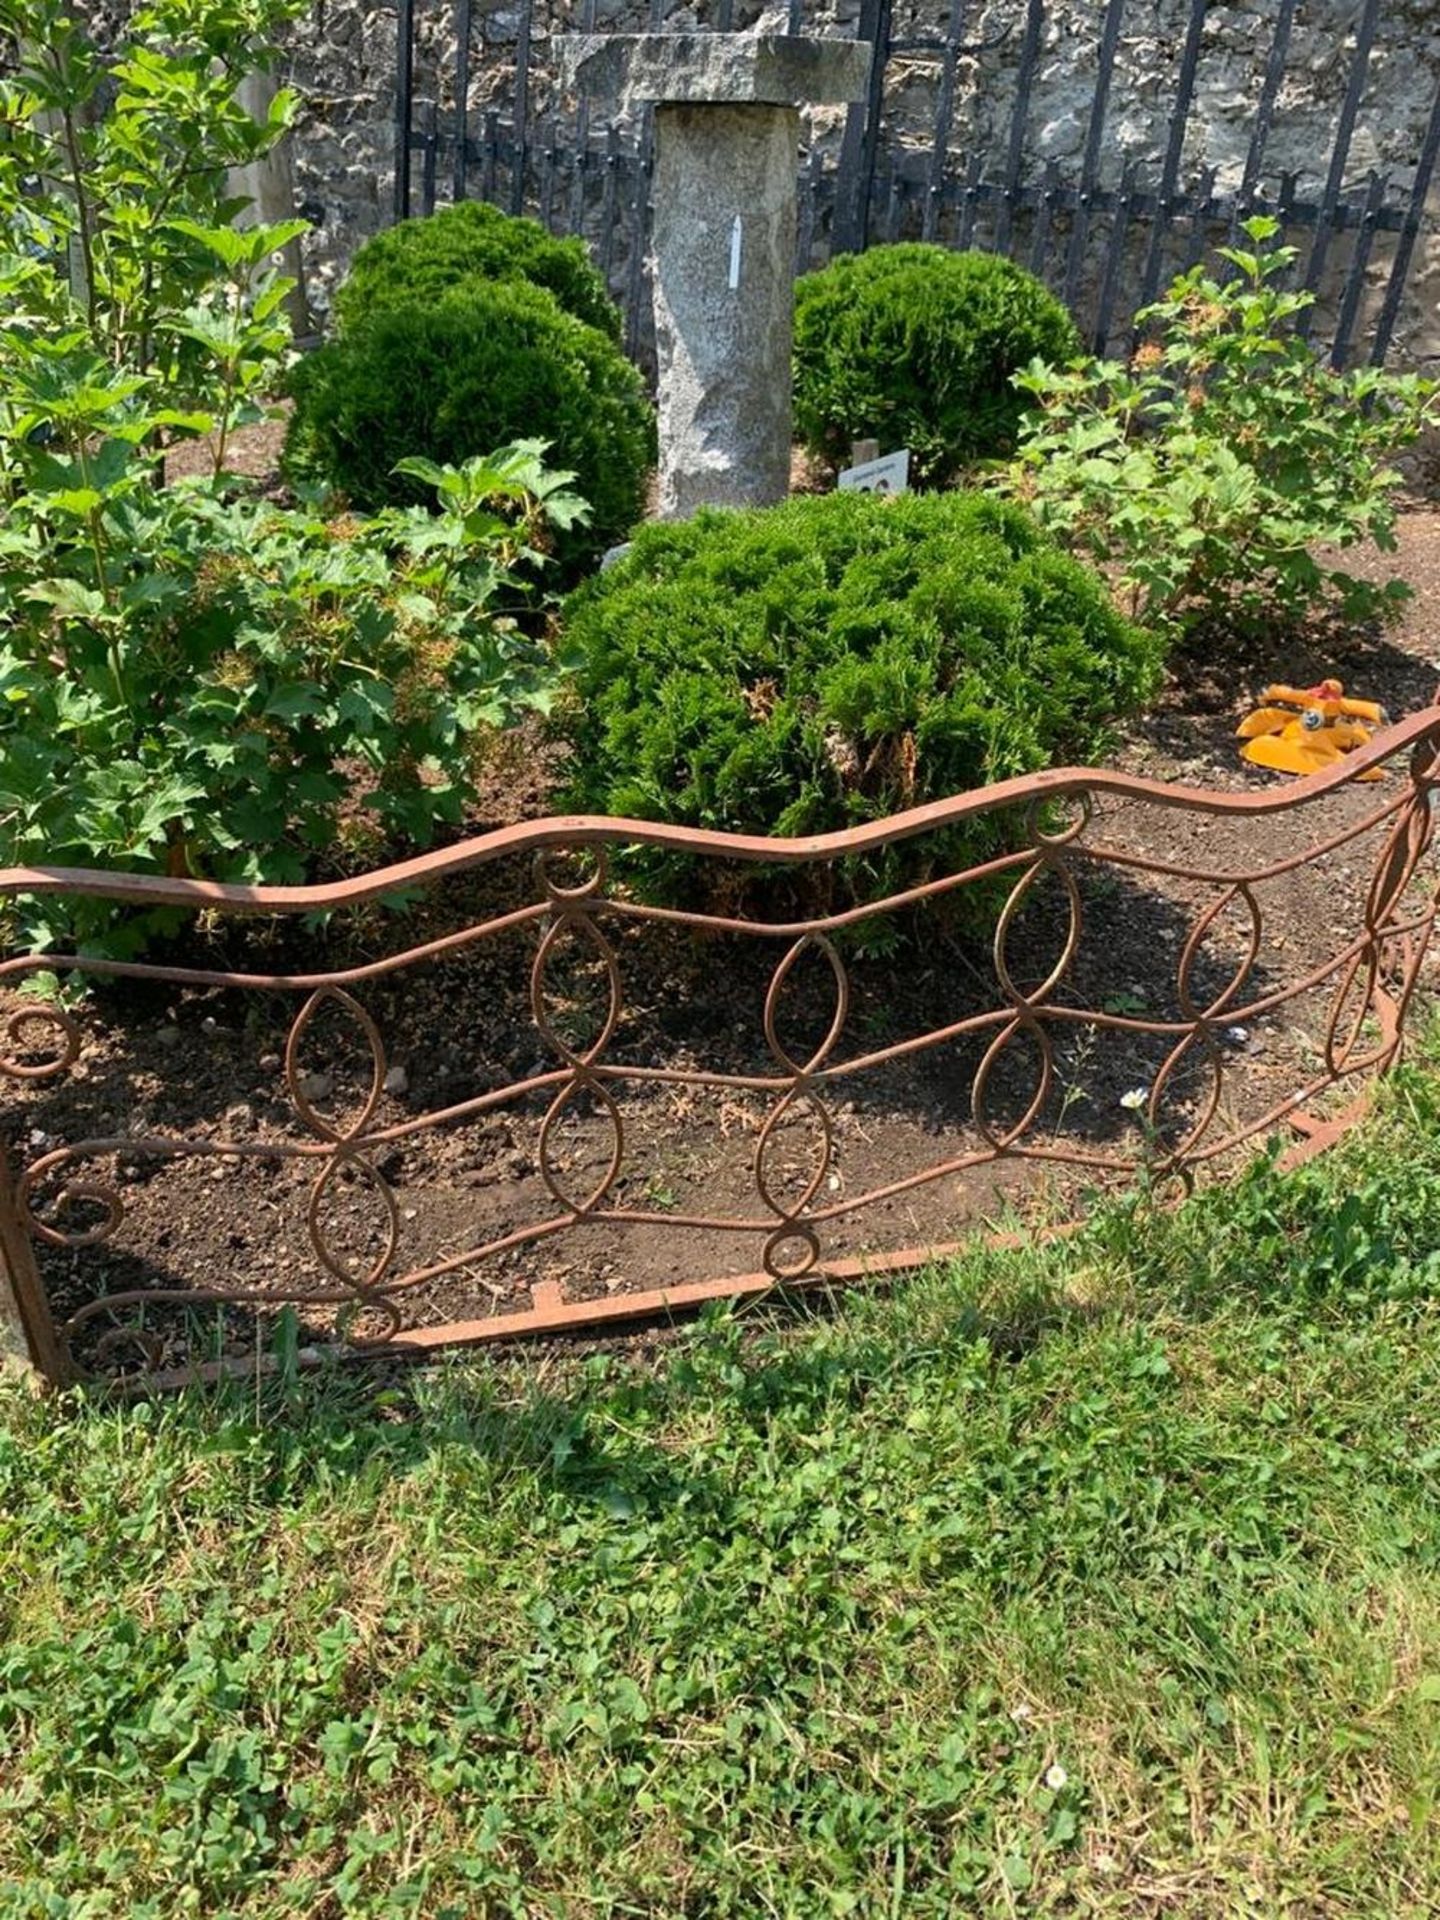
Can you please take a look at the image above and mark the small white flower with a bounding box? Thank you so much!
[1009,1702,1033,1722]
[1045,1763,1069,1790]
[1119,1087,1148,1112]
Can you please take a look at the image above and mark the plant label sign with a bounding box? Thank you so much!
[836,449,910,495]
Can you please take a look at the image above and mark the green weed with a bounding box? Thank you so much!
[2,1064,1440,1915]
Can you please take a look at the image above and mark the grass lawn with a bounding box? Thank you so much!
[3,1056,1440,1916]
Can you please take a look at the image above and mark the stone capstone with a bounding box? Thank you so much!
[557,32,872,109]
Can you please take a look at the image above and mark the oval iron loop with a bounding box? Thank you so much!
[992,858,1082,1012]
[1176,883,1262,1023]
[285,986,387,1144]
[538,1075,625,1218]
[763,934,849,1078]
[972,1014,1054,1152]
[531,910,622,1069]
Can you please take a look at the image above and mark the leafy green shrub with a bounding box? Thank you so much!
[0,0,588,958]
[332,198,621,341]
[1007,217,1439,637]
[560,490,1160,913]
[793,245,1080,486]
[0,0,307,434]
[0,442,587,953]
[284,279,653,575]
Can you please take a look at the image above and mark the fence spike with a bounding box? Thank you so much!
[453,0,472,203]
[994,0,1042,256]
[1371,69,1440,365]
[1062,0,1125,312]
[1135,0,1207,323]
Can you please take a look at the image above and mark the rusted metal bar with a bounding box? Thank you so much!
[131,1231,1080,1395]
[993,0,1042,257]
[7,710,1437,1389]
[1371,71,1440,366]
[1298,0,1380,337]
[0,1134,67,1385]
[9,708,1440,919]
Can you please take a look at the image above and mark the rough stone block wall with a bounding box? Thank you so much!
[67,2,1440,360]
[280,1,1440,363]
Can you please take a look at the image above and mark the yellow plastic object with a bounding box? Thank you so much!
[1237,679,1389,781]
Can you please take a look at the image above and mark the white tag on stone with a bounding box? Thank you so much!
[836,448,910,495]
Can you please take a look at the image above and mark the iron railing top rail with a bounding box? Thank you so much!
[4,704,1439,920]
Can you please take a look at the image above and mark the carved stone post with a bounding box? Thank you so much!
[558,35,871,517]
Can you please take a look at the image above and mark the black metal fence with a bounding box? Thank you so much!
[393,0,1440,371]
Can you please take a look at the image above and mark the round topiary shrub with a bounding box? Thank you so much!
[793,245,1081,487]
[331,198,621,342]
[560,489,1161,913]
[284,278,654,576]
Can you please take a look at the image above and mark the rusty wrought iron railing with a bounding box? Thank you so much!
[3,709,1439,1389]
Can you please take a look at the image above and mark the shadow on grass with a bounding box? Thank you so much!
[24,1046,1440,1528]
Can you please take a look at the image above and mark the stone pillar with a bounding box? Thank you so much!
[650,103,800,513]
[559,35,871,518]
[228,70,310,340]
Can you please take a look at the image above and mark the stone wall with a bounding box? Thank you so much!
[232,4,1440,361]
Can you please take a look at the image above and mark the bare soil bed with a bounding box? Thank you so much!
[5,502,1440,1378]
